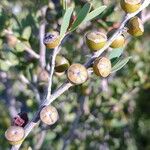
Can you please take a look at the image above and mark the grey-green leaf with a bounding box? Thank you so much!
[60,7,74,37]
[111,57,131,73]
[22,26,31,41]
[70,3,91,32]
[108,48,124,60]
[84,5,106,22]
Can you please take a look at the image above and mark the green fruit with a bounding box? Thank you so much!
[86,31,107,52]
[107,28,125,48]
[43,31,60,49]
[55,55,70,73]
[120,0,141,13]
[127,16,144,37]
[93,57,111,77]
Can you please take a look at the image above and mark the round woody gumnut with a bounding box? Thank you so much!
[107,28,125,48]
[40,105,59,125]
[124,0,141,5]
[43,31,60,49]
[67,63,88,84]
[86,31,107,52]
[5,126,25,143]
[55,55,70,73]
[93,57,111,77]
[127,16,144,37]
[120,0,141,13]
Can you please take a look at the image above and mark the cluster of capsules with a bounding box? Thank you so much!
[5,0,144,146]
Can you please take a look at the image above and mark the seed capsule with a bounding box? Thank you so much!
[81,83,92,96]
[5,126,25,145]
[127,16,144,37]
[93,57,111,77]
[6,34,17,48]
[107,28,125,48]
[120,0,141,13]
[86,31,107,52]
[37,67,49,83]
[55,71,65,77]
[67,64,88,84]
[55,55,70,73]
[40,105,59,125]
[43,32,60,49]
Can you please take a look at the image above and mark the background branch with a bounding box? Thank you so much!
[4,29,40,59]
[39,6,47,68]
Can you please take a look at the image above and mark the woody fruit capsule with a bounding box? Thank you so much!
[120,0,141,13]
[93,57,111,77]
[86,31,107,52]
[5,126,25,145]
[55,55,70,73]
[127,16,144,37]
[43,31,60,49]
[40,105,59,125]
[67,64,88,84]
[107,28,125,48]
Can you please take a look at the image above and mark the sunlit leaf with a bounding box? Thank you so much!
[84,6,106,22]
[22,26,31,41]
[69,3,91,32]
[60,7,74,36]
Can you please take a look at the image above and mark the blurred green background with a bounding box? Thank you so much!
[0,0,150,150]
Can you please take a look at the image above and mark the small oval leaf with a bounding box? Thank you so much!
[108,48,124,60]
[22,26,31,41]
[111,57,131,73]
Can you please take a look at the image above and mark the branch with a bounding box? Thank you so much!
[62,96,86,150]
[46,46,61,98]
[85,0,150,67]
[19,74,41,103]
[4,29,40,59]
[0,71,18,118]
[11,1,150,149]
[39,21,46,68]
[34,130,46,150]
[39,6,47,68]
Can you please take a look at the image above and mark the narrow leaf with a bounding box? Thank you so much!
[70,3,91,32]
[99,4,115,19]
[111,57,131,73]
[108,48,124,60]
[84,6,106,22]
[60,7,74,36]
